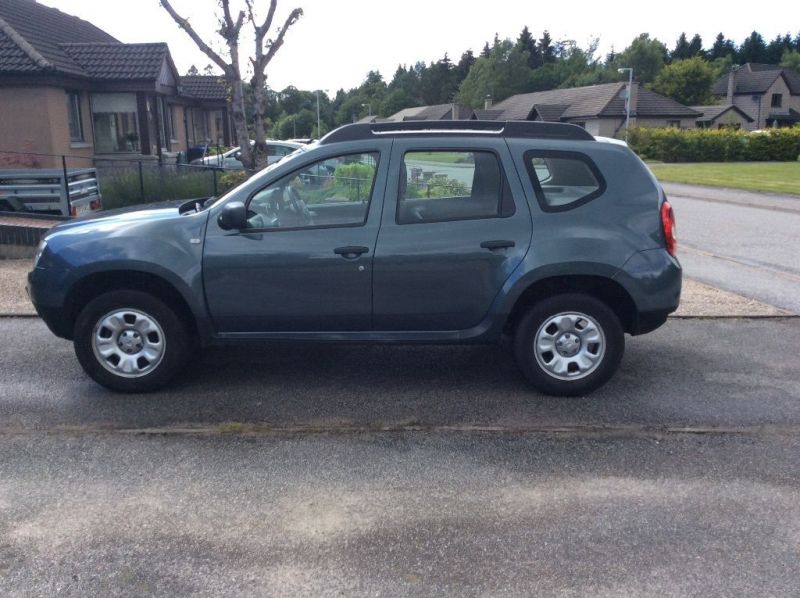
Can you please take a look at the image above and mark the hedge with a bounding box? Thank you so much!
[628,126,800,162]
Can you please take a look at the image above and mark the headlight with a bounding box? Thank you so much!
[33,238,47,268]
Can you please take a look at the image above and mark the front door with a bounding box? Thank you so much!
[372,141,532,331]
[203,149,387,333]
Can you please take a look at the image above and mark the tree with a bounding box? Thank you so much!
[613,33,668,84]
[708,33,736,61]
[456,39,533,107]
[159,0,301,170]
[739,31,767,63]
[186,64,200,76]
[766,34,794,64]
[516,26,540,69]
[650,57,715,105]
[671,33,692,60]
[688,34,704,58]
[781,49,800,72]
[455,50,476,84]
[539,30,555,64]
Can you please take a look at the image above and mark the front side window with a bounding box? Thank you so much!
[91,93,139,153]
[525,151,605,211]
[66,91,83,142]
[771,93,783,108]
[246,152,378,230]
[397,150,513,224]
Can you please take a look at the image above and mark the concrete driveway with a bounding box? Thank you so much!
[2,317,800,596]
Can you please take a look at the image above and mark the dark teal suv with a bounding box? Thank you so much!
[28,121,681,396]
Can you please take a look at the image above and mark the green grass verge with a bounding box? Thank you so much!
[648,162,800,196]
[406,152,469,164]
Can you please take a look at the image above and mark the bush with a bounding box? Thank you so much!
[628,126,800,162]
[218,170,248,194]
[99,166,218,210]
[332,162,376,201]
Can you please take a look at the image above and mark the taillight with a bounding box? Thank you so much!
[661,200,677,256]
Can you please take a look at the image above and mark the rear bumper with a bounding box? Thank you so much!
[614,248,682,335]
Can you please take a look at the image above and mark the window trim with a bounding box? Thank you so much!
[771,93,782,108]
[244,150,381,233]
[395,148,515,226]
[524,150,606,213]
[66,91,84,142]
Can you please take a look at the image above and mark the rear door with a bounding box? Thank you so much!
[372,138,532,331]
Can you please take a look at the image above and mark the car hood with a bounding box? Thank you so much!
[45,199,195,238]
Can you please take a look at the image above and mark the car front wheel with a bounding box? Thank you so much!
[514,293,625,396]
[73,290,190,393]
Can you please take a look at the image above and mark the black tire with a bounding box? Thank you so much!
[73,290,191,393]
[513,293,625,397]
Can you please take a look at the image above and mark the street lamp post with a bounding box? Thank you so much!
[316,90,321,138]
[361,102,371,117]
[617,67,634,143]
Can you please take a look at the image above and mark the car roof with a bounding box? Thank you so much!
[319,120,595,145]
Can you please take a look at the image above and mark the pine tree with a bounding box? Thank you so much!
[539,30,555,64]
[672,33,691,60]
[516,26,540,69]
[739,31,768,63]
[688,34,704,58]
[708,33,736,61]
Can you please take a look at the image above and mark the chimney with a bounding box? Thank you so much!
[727,67,737,104]
[484,95,493,110]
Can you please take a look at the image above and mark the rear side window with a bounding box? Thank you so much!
[397,150,514,224]
[525,150,605,212]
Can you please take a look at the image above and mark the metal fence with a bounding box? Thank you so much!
[0,149,244,214]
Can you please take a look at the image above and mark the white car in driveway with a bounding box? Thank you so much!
[191,140,302,170]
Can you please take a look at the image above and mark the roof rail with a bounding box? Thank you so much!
[319,120,595,144]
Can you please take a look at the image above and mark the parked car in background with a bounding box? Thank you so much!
[191,140,302,170]
[28,120,680,396]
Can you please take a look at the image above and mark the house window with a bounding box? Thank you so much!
[573,122,587,129]
[666,120,681,128]
[157,97,176,149]
[190,109,209,145]
[66,91,84,142]
[771,93,783,108]
[91,93,140,153]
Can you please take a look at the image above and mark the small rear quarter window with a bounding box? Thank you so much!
[525,151,605,212]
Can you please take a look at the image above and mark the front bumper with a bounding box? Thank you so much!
[27,268,73,339]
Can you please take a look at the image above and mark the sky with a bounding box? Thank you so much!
[41,0,798,93]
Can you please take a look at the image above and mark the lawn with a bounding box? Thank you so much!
[648,162,800,196]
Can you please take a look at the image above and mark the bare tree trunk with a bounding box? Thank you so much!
[229,78,253,168]
[160,0,300,173]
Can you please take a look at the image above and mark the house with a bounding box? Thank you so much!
[383,103,476,122]
[480,82,700,136]
[691,104,753,130]
[0,0,232,169]
[711,63,800,130]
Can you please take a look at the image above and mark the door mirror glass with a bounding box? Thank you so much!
[218,201,247,230]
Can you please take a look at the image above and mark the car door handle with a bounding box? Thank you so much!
[334,245,369,258]
[480,240,515,250]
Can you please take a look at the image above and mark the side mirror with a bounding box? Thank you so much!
[217,201,247,230]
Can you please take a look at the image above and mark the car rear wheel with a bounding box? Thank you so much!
[74,290,190,393]
[514,293,624,396]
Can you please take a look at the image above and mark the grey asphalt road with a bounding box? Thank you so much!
[662,182,800,314]
[1,317,800,595]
